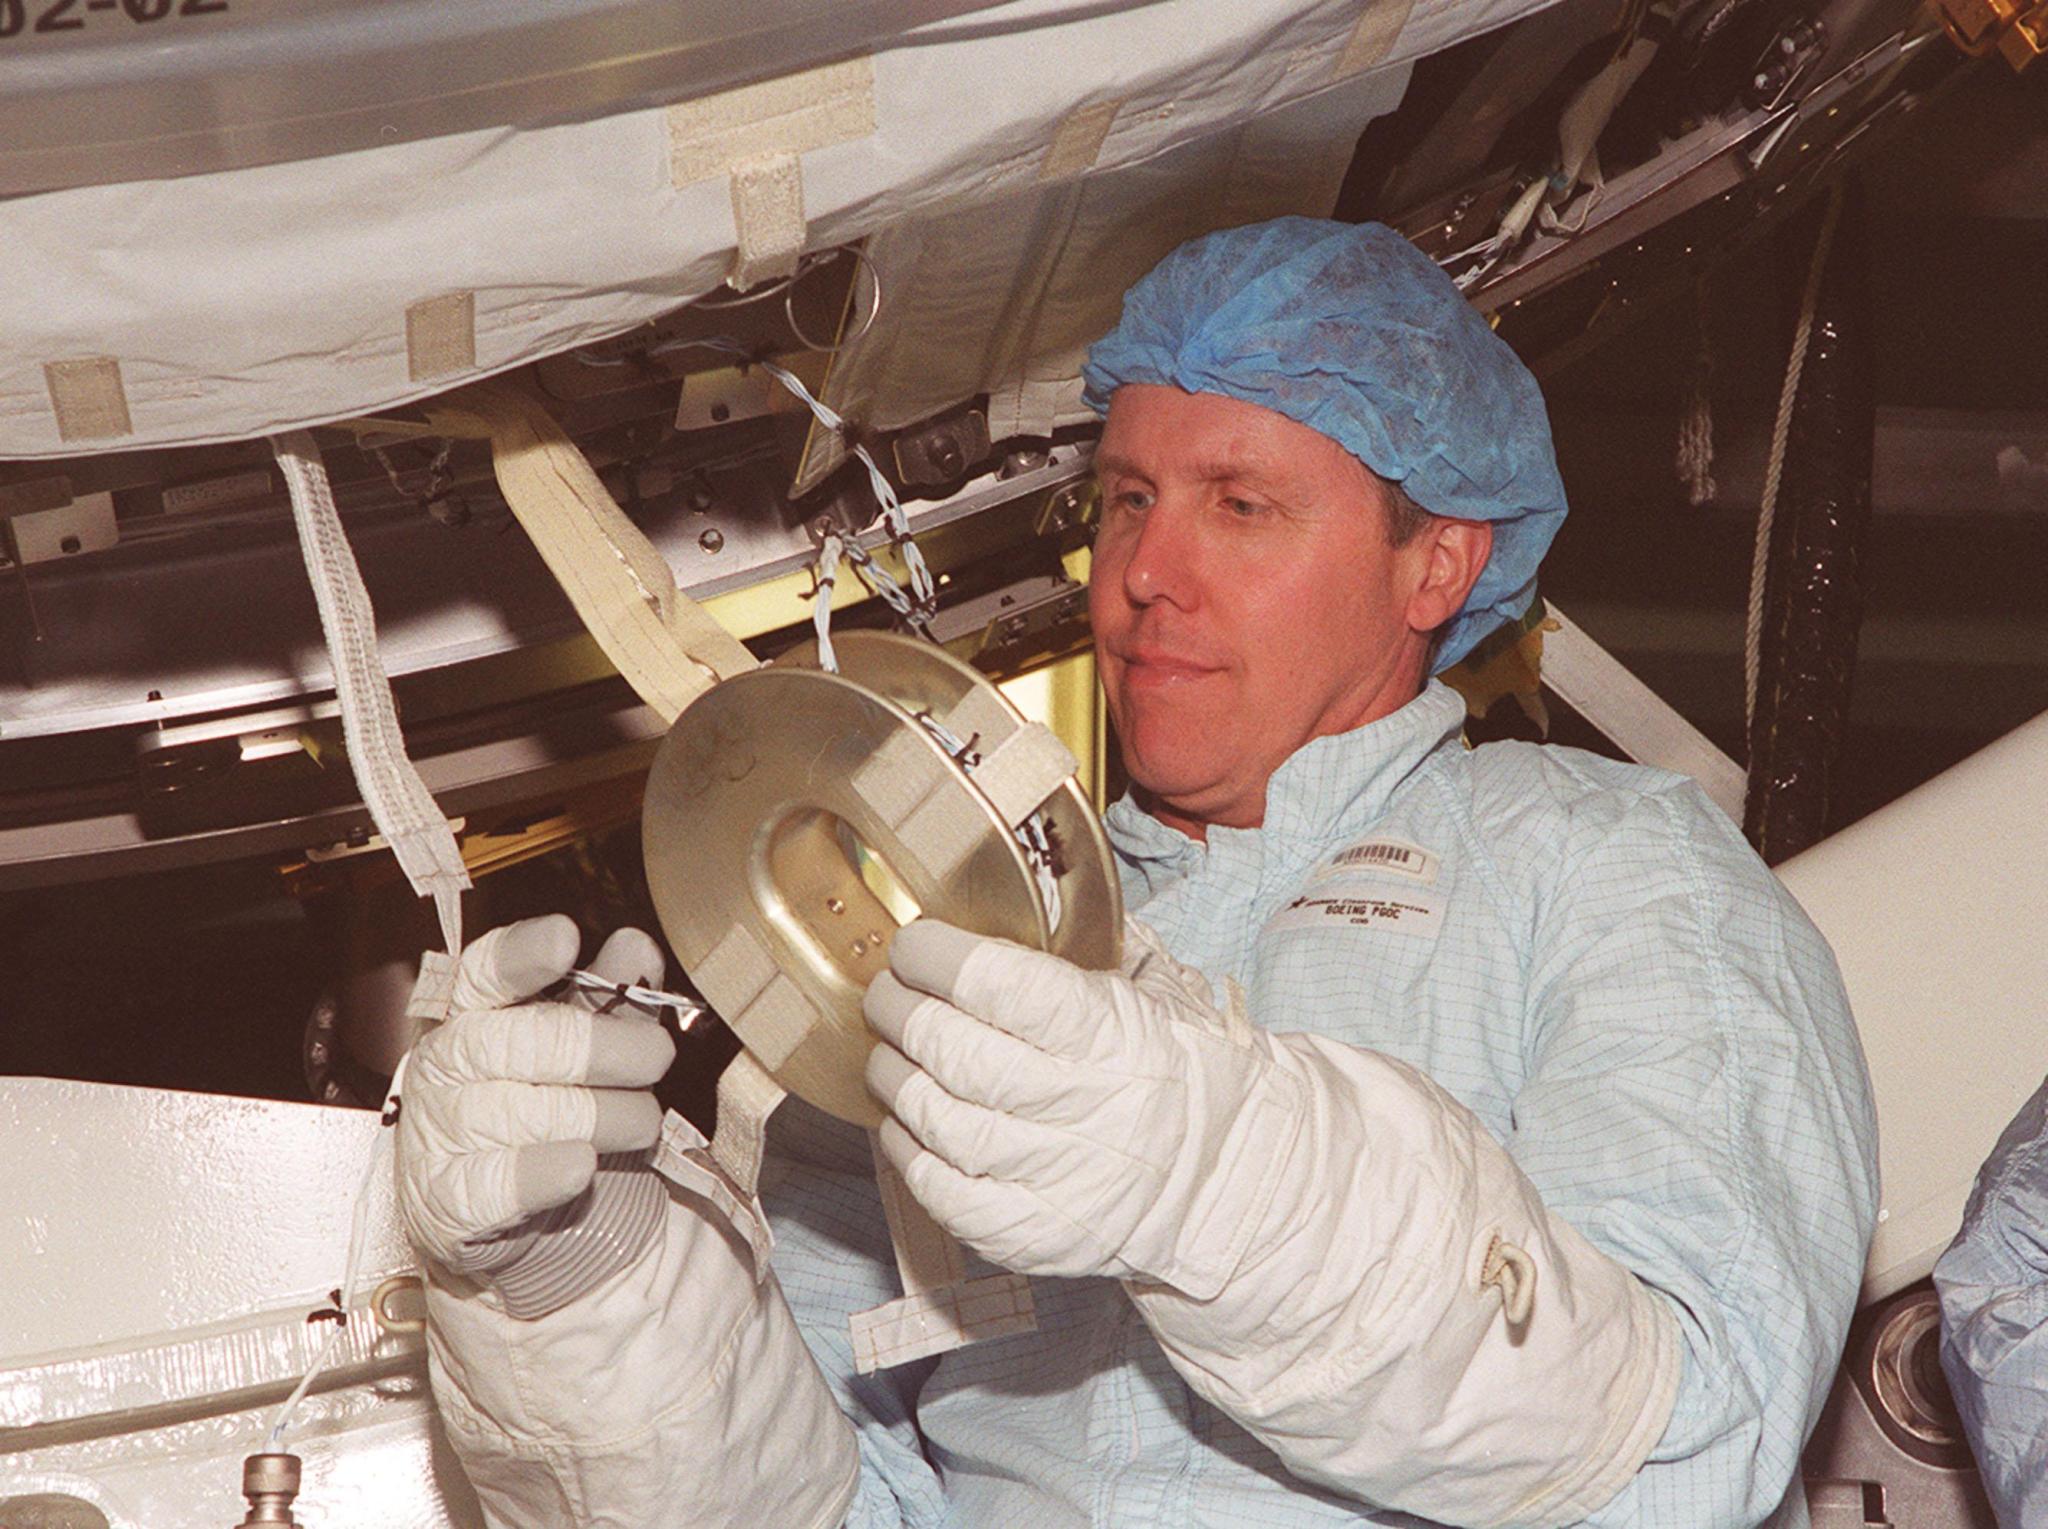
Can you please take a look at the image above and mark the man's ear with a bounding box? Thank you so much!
[1405,518,1493,636]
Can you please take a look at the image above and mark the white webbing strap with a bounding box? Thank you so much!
[850,1131,1037,1373]
[652,1107,778,1283]
[1541,605,1747,825]
[272,430,468,960]
[710,1050,788,1200]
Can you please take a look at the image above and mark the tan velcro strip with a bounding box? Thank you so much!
[695,924,819,1072]
[737,972,821,1072]
[423,379,755,722]
[987,374,1076,441]
[406,292,477,383]
[1038,99,1123,181]
[43,357,133,442]
[667,55,877,186]
[941,686,1014,749]
[968,722,1076,828]
[871,1131,968,1295]
[897,789,989,884]
[850,729,949,828]
[710,1051,788,1200]
[1332,0,1417,77]
[729,154,808,290]
[695,922,779,1016]
[669,55,875,292]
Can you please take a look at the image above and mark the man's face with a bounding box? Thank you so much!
[1088,384,1476,837]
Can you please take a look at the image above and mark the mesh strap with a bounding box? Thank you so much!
[273,430,468,958]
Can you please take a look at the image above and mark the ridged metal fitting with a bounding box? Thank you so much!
[234,1452,301,1526]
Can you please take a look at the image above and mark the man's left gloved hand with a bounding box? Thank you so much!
[862,917,1305,1299]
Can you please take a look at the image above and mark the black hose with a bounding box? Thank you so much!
[1744,183,1876,864]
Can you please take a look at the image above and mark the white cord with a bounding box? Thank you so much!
[562,969,707,1026]
[1744,188,1843,738]
[650,336,938,627]
[812,532,844,673]
[266,1053,412,1449]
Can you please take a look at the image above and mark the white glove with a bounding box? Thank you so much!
[862,916,1303,1297]
[863,916,1680,1528]
[396,915,677,1317]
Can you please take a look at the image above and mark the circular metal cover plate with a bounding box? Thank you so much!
[644,631,1120,1126]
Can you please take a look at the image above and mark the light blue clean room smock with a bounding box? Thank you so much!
[763,682,1879,1529]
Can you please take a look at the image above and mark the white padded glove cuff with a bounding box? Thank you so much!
[428,1193,860,1528]
[1128,1032,1681,1529]
[448,1154,669,1320]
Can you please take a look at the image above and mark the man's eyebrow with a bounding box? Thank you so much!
[1093,450,1289,490]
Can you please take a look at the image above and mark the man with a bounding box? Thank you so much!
[396,219,1879,1527]
[1935,1082,2048,1525]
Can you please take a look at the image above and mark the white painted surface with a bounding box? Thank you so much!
[1775,708,2048,1304]
[0,1079,480,1527]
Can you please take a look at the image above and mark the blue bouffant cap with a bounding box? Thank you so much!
[1082,217,1568,671]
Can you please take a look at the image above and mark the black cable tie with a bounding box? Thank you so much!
[381,1096,403,1127]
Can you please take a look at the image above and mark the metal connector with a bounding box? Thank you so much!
[232,1453,301,1527]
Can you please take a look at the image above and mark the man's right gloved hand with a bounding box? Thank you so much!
[395,914,678,1318]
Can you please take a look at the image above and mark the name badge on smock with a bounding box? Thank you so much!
[1271,836,1445,936]
[1269,888,1445,936]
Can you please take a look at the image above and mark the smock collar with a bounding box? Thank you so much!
[1105,680,1466,873]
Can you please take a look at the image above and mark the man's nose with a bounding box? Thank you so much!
[1119,500,1200,611]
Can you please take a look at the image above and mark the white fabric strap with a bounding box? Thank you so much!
[273,430,468,957]
[1540,606,1746,825]
[872,1129,967,1296]
[849,1270,1036,1374]
[709,1050,788,1201]
[406,950,461,1032]
[848,1129,1039,1373]
[652,1109,777,1283]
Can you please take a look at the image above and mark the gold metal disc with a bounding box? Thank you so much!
[643,631,1121,1126]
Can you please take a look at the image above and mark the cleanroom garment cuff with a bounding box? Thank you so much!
[1126,1031,1681,1529]
[424,1191,859,1528]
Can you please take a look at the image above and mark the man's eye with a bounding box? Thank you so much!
[1224,497,1265,518]
[1109,489,1152,513]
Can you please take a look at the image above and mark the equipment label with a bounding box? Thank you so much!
[1312,836,1439,886]
[1268,888,1445,937]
